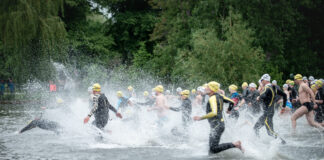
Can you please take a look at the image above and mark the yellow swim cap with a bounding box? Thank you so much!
[207,81,219,92]
[128,86,133,91]
[286,79,291,84]
[229,84,238,91]
[311,84,316,91]
[191,89,196,94]
[93,83,101,92]
[143,91,149,96]
[181,90,190,97]
[315,80,323,88]
[117,91,123,97]
[242,82,248,87]
[294,74,303,80]
[289,80,294,86]
[154,85,164,93]
[56,98,64,104]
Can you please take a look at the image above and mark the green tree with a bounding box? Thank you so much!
[179,11,264,87]
[0,0,66,82]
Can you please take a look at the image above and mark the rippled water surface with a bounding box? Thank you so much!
[0,101,323,160]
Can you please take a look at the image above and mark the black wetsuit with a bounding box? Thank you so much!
[89,94,118,130]
[288,86,299,112]
[254,84,287,139]
[201,93,236,154]
[170,98,192,127]
[314,87,324,123]
[242,88,250,100]
[245,90,261,114]
[273,85,282,109]
[229,92,241,119]
[20,118,61,134]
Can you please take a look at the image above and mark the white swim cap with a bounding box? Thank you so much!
[309,76,314,81]
[272,80,277,85]
[283,84,288,88]
[261,74,271,82]
[249,83,257,88]
[176,87,182,92]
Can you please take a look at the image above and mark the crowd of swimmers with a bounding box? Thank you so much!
[19,73,324,155]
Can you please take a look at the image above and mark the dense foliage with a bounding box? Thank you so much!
[0,0,323,86]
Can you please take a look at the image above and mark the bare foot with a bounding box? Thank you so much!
[233,141,244,153]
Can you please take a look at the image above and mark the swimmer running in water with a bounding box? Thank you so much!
[169,90,192,136]
[148,85,169,126]
[19,118,62,134]
[193,81,244,154]
[84,83,122,130]
[254,74,287,144]
[290,74,323,132]
[19,100,65,134]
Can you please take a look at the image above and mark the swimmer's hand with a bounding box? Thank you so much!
[257,96,260,101]
[234,107,239,111]
[116,112,123,119]
[314,104,318,109]
[226,110,231,114]
[193,116,201,121]
[84,116,90,124]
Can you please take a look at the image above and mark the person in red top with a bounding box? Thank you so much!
[49,80,57,92]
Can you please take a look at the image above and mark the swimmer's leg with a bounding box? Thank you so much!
[36,119,62,134]
[291,106,308,130]
[209,123,235,154]
[305,111,324,129]
[19,119,39,133]
[254,114,266,137]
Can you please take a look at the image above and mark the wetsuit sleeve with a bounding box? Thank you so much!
[137,98,154,106]
[107,99,118,113]
[221,95,235,111]
[170,100,187,112]
[201,96,217,120]
[88,96,99,117]
[169,107,181,112]
[276,88,287,108]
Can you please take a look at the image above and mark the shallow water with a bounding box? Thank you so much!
[0,100,323,160]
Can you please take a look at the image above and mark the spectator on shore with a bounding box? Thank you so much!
[49,80,57,93]
[0,79,5,99]
[8,78,15,93]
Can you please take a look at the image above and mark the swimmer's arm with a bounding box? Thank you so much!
[107,101,117,114]
[88,98,98,117]
[201,96,217,120]
[137,100,152,105]
[221,95,235,111]
[169,107,180,112]
[277,89,287,108]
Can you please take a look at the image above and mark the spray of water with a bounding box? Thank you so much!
[18,62,324,160]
